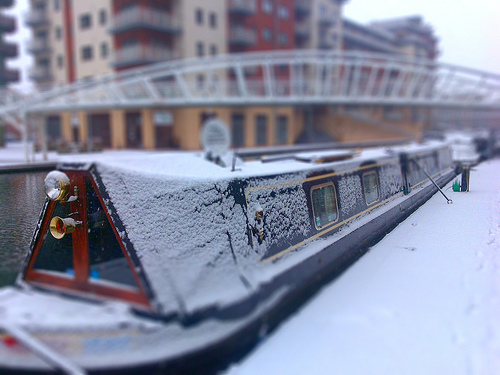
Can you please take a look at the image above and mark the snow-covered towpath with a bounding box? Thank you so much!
[228,159,500,375]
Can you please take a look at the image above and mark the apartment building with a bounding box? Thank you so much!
[0,0,18,86]
[23,0,436,151]
[26,0,112,86]
[0,0,18,146]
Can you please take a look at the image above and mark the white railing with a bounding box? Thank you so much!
[112,45,177,66]
[24,10,49,26]
[111,6,180,33]
[229,26,257,45]
[26,38,51,53]
[229,0,257,14]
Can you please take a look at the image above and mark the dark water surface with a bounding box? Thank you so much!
[0,172,47,286]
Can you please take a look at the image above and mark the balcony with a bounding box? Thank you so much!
[319,14,336,27]
[295,0,311,16]
[343,26,398,54]
[111,45,177,68]
[319,38,335,50]
[0,0,14,7]
[228,0,256,16]
[0,41,17,57]
[0,67,19,84]
[25,10,50,27]
[0,14,15,33]
[109,7,182,35]
[295,21,310,40]
[229,26,256,47]
[26,38,51,54]
[29,66,53,82]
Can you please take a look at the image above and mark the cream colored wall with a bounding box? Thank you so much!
[45,0,66,85]
[178,0,227,59]
[72,0,113,80]
[309,0,342,50]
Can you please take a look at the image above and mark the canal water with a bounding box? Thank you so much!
[0,172,47,286]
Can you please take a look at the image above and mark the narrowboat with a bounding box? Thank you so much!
[0,140,456,374]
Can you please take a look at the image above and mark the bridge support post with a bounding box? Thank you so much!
[141,109,155,150]
[110,110,126,149]
[61,112,74,144]
[78,112,88,148]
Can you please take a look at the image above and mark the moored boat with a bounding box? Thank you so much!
[0,140,456,374]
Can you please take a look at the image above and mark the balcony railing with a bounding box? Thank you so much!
[25,10,50,27]
[319,38,335,49]
[319,14,336,26]
[295,21,310,40]
[29,66,53,82]
[343,27,398,54]
[0,14,15,33]
[295,0,311,15]
[229,26,256,47]
[228,0,256,16]
[26,38,51,54]
[0,41,17,57]
[0,67,19,84]
[109,7,181,35]
[0,0,14,7]
[111,45,177,68]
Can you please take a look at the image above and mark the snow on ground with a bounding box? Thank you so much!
[227,159,500,375]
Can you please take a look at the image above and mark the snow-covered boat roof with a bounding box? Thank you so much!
[58,141,449,181]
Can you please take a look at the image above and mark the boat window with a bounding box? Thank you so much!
[311,183,338,229]
[363,171,380,205]
[86,179,138,289]
[33,202,75,276]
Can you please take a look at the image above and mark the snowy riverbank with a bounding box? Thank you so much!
[228,158,500,375]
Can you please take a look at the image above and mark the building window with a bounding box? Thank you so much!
[262,28,272,42]
[57,55,64,68]
[80,14,92,29]
[55,26,62,40]
[54,0,60,11]
[210,44,218,56]
[100,42,108,58]
[262,0,272,14]
[311,183,338,229]
[278,33,288,46]
[196,41,204,57]
[278,5,289,19]
[99,9,107,25]
[362,171,380,205]
[81,45,93,61]
[209,12,217,28]
[275,116,288,145]
[255,115,268,146]
[195,8,203,25]
[232,114,245,148]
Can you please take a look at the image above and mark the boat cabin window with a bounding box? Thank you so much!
[33,202,74,276]
[311,182,338,229]
[86,179,138,289]
[363,171,380,205]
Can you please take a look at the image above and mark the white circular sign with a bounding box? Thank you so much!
[201,118,231,158]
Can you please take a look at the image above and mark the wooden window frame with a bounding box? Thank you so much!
[310,182,339,230]
[24,171,150,309]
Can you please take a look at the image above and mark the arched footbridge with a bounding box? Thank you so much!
[1,49,499,133]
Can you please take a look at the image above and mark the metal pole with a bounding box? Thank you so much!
[412,159,453,204]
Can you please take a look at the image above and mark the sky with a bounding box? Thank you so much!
[343,0,500,74]
[2,0,500,93]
